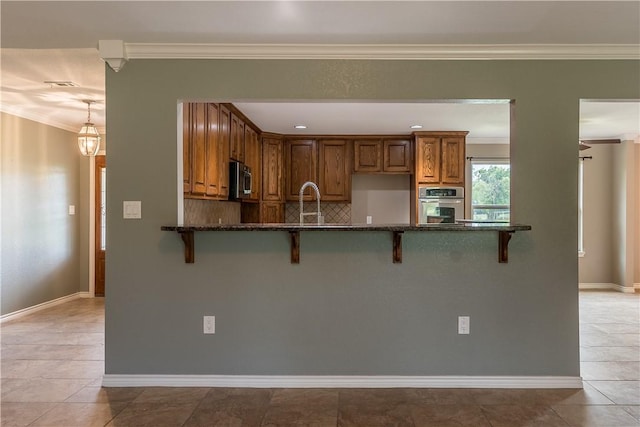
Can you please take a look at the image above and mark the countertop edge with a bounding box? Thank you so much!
[161,224,532,232]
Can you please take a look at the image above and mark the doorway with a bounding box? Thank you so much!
[95,155,106,296]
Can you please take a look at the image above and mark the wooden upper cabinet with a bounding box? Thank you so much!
[262,136,283,202]
[354,139,382,173]
[205,103,220,197]
[441,136,465,185]
[184,102,231,200]
[190,103,208,195]
[319,139,351,201]
[230,112,245,162]
[218,105,231,198]
[244,126,260,201]
[383,139,412,173]
[416,136,441,183]
[285,139,317,201]
[354,138,411,174]
[415,132,467,185]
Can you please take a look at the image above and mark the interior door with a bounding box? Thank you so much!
[95,155,106,296]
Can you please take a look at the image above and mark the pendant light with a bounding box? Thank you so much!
[77,100,101,156]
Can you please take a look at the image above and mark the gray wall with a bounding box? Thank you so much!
[105,59,639,376]
[0,112,88,314]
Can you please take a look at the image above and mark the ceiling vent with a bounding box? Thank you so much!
[44,80,78,88]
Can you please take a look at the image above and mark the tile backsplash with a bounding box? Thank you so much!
[184,199,241,224]
[285,202,351,224]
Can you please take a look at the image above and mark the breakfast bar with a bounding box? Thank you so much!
[162,223,532,264]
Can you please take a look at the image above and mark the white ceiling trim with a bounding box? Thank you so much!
[0,104,79,133]
[123,43,640,61]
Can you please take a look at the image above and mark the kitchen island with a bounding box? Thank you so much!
[162,223,532,264]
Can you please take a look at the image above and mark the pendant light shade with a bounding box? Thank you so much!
[78,100,101,156]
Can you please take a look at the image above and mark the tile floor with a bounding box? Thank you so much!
[1,291,638,426]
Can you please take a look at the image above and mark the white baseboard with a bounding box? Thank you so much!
[102,375,583,389]
[579,283,636,293]
[1,292,89,323]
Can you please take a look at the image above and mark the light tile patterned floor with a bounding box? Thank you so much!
[0,291,638,426]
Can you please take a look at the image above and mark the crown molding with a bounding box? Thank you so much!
[0,104,78,133]
[123,43,640,60]
[0,105,107,134]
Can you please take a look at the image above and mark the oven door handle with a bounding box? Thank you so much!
[420,199,463,203]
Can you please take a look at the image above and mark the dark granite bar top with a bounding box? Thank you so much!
[161,223,532,232]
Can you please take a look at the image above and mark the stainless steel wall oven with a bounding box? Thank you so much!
[418,186,464,224]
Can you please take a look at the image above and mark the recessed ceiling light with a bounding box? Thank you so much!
[294,125,307,129]
[410,125,423,129]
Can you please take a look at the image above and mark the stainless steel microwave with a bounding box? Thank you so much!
[229,161,252,199]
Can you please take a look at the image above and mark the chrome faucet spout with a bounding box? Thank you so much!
[299,181,322,225]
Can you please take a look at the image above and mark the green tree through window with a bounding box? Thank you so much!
[471,163,510,221]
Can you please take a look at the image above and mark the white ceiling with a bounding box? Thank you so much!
[1,1,639,140]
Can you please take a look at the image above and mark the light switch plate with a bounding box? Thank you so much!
[203,316,215,334]
[123,201,142,219]
[458,316,470,334]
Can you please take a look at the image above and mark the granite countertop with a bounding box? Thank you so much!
[161,223,532,232]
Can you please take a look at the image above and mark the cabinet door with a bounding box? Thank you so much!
[230,113,245,162]
[441,137,465,185]
[182,103,191,194]
[285,139,317,201]
[205,103,220,197]
[241,203,260,223]
[319,139,351,201]
[353,139,382,173]
[260,202,284,223]
[218,105,231,198]
[383,139,412,173]
[190,103,207,195]
[244,126,261,201]
[416,136,441,183]
[262,137,283,202]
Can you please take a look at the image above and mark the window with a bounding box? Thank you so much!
[470,159,510,222]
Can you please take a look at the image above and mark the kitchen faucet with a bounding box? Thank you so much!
[299,181,322,225]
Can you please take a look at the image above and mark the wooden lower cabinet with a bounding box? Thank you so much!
[260,202,285,223]
[241,202,261,223]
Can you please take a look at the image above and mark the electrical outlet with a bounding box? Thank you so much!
[203,316,215,334]
[458,316,470,334]
[366,215,372,224]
